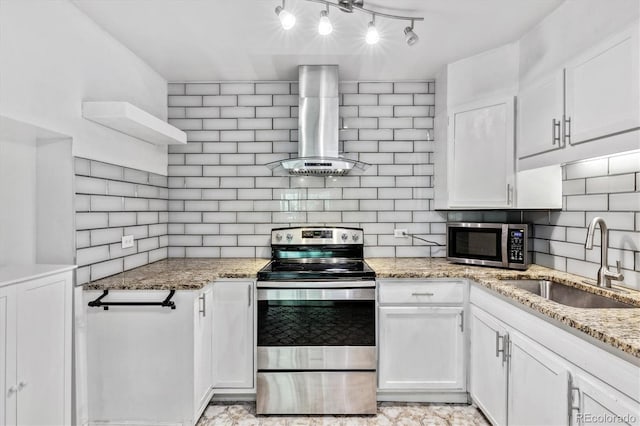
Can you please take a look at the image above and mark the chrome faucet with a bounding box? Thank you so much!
[585,217,624,288]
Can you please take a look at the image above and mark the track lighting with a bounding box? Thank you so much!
[275,1,296,30]
[404,22,419,46]
[318,9,333,35]
[272,0,423,46]
[365,18,379,44]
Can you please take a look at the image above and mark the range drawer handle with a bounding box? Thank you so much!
[411,292,434,296]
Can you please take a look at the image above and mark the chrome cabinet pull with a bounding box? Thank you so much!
[568,375,580,423]
[411,292,434,296]
[17,381,27,391]
[506,184,513,205]
[459,311,464,332]
[7,385,17,396]
[564,115,571,145]
[199,294,206,317]
[552,118,561,145]
[248,284,252,307]
[495,331,508,364]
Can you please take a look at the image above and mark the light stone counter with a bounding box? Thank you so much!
[84,258,270,291]
[368,257,640,360]
[85,257,640,359]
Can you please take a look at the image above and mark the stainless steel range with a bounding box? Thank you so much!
[256,226,377,415]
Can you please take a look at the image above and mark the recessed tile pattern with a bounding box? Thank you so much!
[529,151,640,290]
[167,81,444,258]
[74,158,169,284]
[196,402,489,426]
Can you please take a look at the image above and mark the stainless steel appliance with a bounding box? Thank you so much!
[256,226,376,415]
[265,65,370,176]
[447,222,530,270]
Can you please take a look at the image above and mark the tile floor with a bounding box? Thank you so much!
[196,402,490,425]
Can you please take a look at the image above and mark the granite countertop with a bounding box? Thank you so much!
[368,257,640,360]
[85,257,640,359]
[84,258,270,291]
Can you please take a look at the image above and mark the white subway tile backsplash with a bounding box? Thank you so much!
[220,83,255,95]
[77,245,110,266]
[565,194,608,211]
[238,95,273,106]
[586,173,635,194]
[608,151,640,174]
[203,95,237,106]
[256,83,290,95]
[186,83,220,95]
[609,192,640,211]
[394,82,430,94]
[91,259,123,280]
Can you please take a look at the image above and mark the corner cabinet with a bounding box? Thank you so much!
[377,280,467,402]
[469,283,640,426]
[434,42,562,209]
[212,280,255,390]
[0,267,73,426]
[448,97,516,208]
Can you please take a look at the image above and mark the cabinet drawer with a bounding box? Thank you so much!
[378,280,465,304]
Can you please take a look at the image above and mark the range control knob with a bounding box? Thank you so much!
[286,233,293,242]
[275,233,282,242]
[352,234,360,242]
[341,233,348,241]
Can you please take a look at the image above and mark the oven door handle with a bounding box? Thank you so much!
[258,288,375,301]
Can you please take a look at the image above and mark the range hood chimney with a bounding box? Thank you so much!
[266,65,370,176]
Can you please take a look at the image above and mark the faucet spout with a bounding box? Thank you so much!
[584,217,624,288]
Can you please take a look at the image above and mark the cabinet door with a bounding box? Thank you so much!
[574,372,640,426]
[193,286,213,415]
[469,306,508,426]
[0,286,17,426]
[212,281,254,389]
[16,274,71,426]
[378,306,465,391]
[517,71,565,159]
[449,97,515,208]
[508,331,570,426]
[565,23,640,145]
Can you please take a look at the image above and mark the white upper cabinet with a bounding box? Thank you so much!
[565,25,640,145]
[517,71,565,159]
[518,10,640,170]
[434,42,562,210]
[448,97,515,208]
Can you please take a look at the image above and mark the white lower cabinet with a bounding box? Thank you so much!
[86,286,214,426]
[0,268,73,426]
[469,306,509,425]
[379,306,464,390]
[572,372,640,426]
[377,279,466,400]
[470,284,640,426]
[212,280,254,390]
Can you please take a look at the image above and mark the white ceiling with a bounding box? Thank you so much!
[72,0,564,82]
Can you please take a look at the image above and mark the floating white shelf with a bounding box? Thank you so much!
[82,101,186,146]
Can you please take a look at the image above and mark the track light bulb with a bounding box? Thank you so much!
[404,26,419,46]
[365,21,379,44]
[318,10,333,35]
[275,5,296,30]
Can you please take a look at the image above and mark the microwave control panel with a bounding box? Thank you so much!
[508,229,525,263]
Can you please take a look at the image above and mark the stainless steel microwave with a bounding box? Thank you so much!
[446,222,530,270]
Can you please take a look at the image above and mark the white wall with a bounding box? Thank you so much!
[0,139,37,264]
[0,0,169,175]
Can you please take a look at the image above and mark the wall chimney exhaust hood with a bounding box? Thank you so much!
[266,65,370,176]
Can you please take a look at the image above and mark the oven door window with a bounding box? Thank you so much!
[449,228,502,262]
[258,299,375,347]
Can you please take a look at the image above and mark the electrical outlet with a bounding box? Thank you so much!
[394,229,408,238]
[122,235,134,249]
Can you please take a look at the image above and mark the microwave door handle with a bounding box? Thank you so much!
[501,225,509,267]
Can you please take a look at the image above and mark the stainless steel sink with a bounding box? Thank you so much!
[500,280,637,309]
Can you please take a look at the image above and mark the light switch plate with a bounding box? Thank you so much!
[122,235,134,248]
